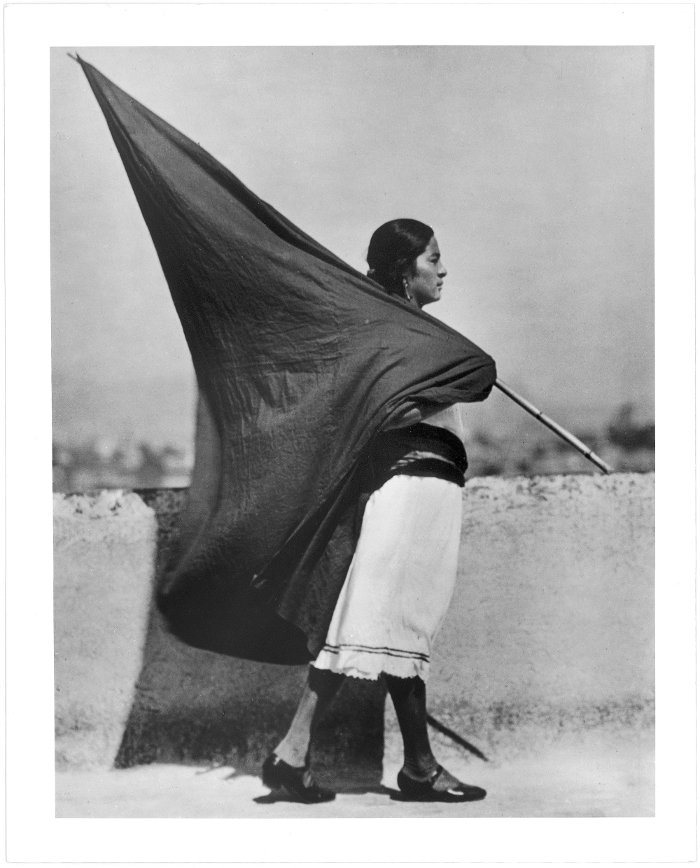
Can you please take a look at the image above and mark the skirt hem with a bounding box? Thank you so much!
[313,647,431,682]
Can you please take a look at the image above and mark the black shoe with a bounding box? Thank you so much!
[397,765,486,802]
[261,753,336,804]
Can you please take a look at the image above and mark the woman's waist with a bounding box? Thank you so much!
[362,422,468,490]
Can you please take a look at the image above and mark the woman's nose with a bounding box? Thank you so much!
[438,261,447,277]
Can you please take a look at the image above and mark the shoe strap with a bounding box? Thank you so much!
[428,764,444,785]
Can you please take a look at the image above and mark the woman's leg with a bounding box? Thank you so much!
[272,666,345,768]
[385,674,438,778]
[386,674,486,799]
[262,667,344,802]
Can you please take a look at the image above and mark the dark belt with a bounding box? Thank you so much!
[361,422,468,491]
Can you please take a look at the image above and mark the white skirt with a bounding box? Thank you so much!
[312,474,463,681]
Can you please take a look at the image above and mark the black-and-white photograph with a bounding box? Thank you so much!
[5,3,695,862]
[52,41,655,815]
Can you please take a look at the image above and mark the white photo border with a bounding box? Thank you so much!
[5,3,695,863]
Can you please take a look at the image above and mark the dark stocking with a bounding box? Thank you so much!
[385,674,439,780]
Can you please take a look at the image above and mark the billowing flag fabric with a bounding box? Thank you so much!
[77,57,497,664]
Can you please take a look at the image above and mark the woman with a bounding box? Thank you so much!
[262,219,493,804]
[77,62,497,802]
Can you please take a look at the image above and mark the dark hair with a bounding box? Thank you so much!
[366,219,434,296]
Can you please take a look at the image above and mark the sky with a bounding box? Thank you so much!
[51,46,654,446]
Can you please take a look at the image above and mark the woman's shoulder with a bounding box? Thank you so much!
[422,404,466,443]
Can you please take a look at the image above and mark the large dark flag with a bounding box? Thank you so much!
[76,57,496,663]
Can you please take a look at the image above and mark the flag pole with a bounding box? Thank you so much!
[494,379,613,474]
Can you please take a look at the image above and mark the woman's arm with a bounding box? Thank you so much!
[383,402,457,430]
[383,406,424,430]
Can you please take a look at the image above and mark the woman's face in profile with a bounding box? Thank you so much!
[405,236,447,308]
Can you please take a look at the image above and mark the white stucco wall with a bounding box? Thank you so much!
[53,473,653,769]
[54,490,157,768]
[434,473,653,709]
